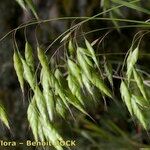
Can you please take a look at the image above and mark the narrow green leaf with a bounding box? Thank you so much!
[101,0,110,10]
[24,0,39,19]
[15,0,27,10]
[112,0,150,15]
[60,32,71,43]
[110,11,120,32]
[54,69,66,86]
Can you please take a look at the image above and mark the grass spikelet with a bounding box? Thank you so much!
[41,71,55,121]
[27,97,39,141]
[60,32,71,43]
[54,69,62,83]
[37,122,45,142]
[65,90,86,113]
[120,81,132,115]
[77,47,92,79]
[132,94,149,108]
[54,81,70,109]
[0,102,9,129]
[131,95,147,129]
[37,47,56,86]
[133,68,148,100]
[56,97,66,118]
[68,59,83,86]
[13,50,24,93]
[82,73,93,95]
[68,40,74,56]
[21,58,35,90]
[25,41,34,72]
[34,85,48,122]
[91,72,112,98]
[41,118,63,150]
[83,54,94,67]
[37,47,50,72]
[85,39,99,68]
[67,74,84,105]
[54,69,66,86]
[127,47,139,81]
[104,61,113,86]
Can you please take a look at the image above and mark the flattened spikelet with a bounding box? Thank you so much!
[68,59,82,86]
[133,68,148,100]
[54,81,70,109]
[56,97,66,118]
[21,58,35,90]
[91,72,112,98]
[54,69,65,86]
[25,41,34,72]
[65,90,88,116]
[37,47,49,72]
[68,40,74,56]
[34,85,48,121]
[0,103,9,129]
[104,61,113,86]
[67,74,84,105]
[120,81,132,115]
[41,118,63,150]
[132,94,149,108]
[38,122,45,142]
[82,73,93,95]
[127,47,139,81]
[42,71,54,121]
[13,50,24,92]
[85,39,99,68]
[77,47,92,78]
[27,97,39,141]
[131,95,147,129]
